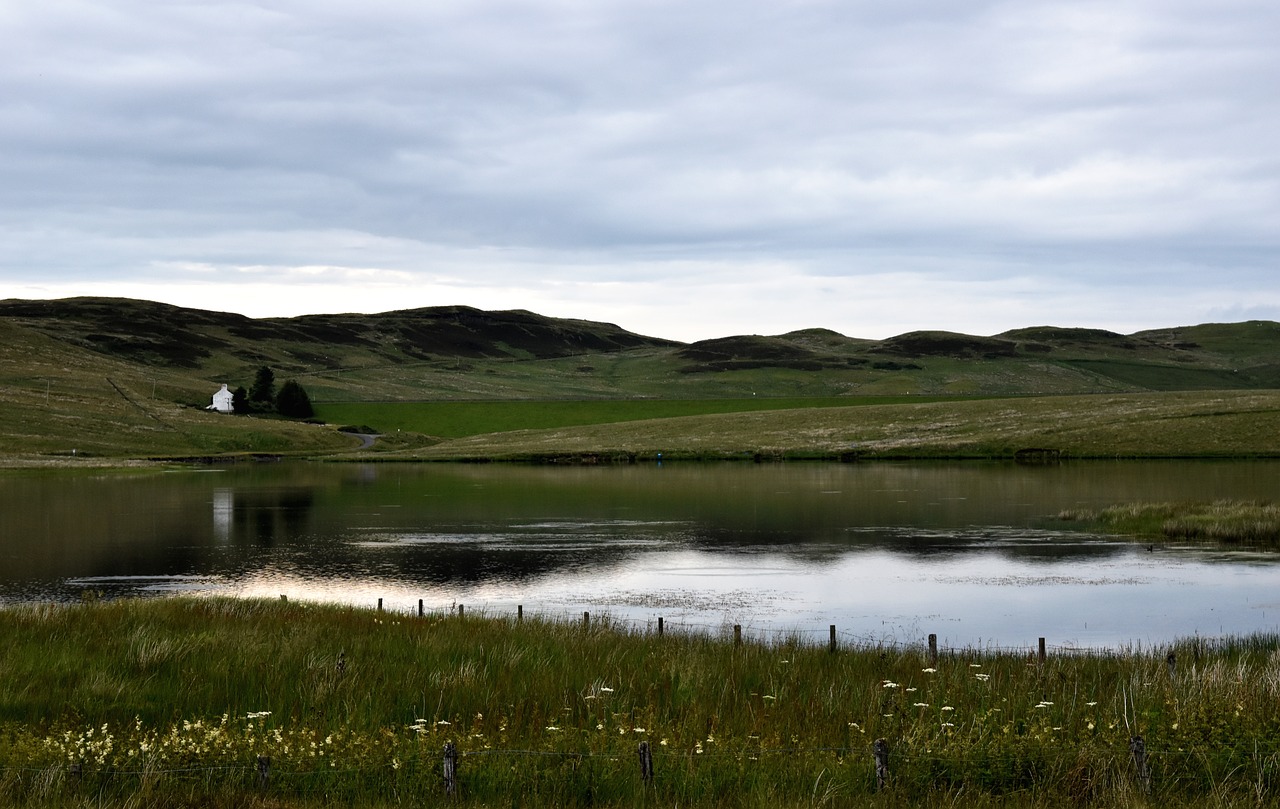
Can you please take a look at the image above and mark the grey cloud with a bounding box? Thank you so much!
[0,0,1276,330]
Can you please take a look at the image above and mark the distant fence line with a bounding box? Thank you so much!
[341,594,1190,659]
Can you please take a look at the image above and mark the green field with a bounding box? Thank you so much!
[314,396,985,439]
[3,598,1280,808]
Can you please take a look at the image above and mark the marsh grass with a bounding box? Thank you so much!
[1060,500,1280,544]
[2,598,1280,807]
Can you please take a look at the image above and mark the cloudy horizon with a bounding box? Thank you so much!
[2,0,1277,342]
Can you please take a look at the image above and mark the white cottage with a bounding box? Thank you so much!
[207,384,235,414]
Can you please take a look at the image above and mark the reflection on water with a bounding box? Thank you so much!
[1,461,1278,648]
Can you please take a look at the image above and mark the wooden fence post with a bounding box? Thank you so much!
[257,756,271,789]
[657,616,664,636]
[873,738,890,791]
[443,742,459,797]
[928,634,938,667]
[1166,650,1176,678]
[419,598,424,617]
[638,741,654,784]
[584,611,590,629]
[377,598,383,612]
[829,625,837,653]
[1038,638,1047,665]
[458,604,464,619]
[1130,736,1150,794]
[518,605,523,622]
[734,625,742,646]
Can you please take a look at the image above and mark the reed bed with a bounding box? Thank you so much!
[1060,499,1280,544]
[2,598,1280,807]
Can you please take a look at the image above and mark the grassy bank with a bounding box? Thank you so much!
[1059,500,1280,544]
[3,599,1280,807]
[373,389,1280,461]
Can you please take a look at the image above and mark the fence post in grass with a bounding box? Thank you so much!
[257,756,271,789]
[657,616,664,636]
[872,738,890,791]
[1130,736,1150,794]
[928,634,938,667]
[1038,637,1047,665]
[443,742,459,797]
[378,598,383,612]
[419,598,424,617]
[734,625,742,646]
[518,604,523,622]
[638,741,654,784]
[829,625,837,653]
[279,594,287,603]
[458,603,464,619]
[1166,650,1176,678]
[584,611,590,629]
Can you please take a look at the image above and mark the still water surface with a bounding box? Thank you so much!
[2,461,1278,649]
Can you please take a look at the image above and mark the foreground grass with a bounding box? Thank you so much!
[3,599,1280,807]
[1060,500,1280,544]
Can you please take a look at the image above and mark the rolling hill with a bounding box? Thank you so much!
[2,296,1279,462]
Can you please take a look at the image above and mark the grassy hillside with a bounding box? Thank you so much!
[3,297,1280,462]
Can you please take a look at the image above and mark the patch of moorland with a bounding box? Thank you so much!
[378,390,1280,462]
[1,598,1279,807]
[6,299,1280,405]
[1058,500,1280,544]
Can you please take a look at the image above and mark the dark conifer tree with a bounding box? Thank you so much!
[276,380,314,419]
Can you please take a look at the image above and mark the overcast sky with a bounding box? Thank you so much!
[1,0,1277,342]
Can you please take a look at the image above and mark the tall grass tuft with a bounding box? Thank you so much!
[2,598,1280,806]
[1060,500,1280,544]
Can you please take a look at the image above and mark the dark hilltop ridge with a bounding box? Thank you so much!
[2,296,1279,403]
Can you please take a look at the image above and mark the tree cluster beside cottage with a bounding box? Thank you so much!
[207,366,313,418]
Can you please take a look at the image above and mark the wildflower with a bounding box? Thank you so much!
[762,695,776,701]
[660,739,669,746]
[905,687,917,692]
[882,681,899,689]
[634,727,646,733]
[600,687,614,693]
[941,722,954,728]
[969,664,981,668]
[545,726,560,732]
[1085,701,1098,706]
[922,668,937,674]
[913,703,929,708]
[941,706,954,712]
[695,742,703,754]
[975,674,990,681]
[436,720,451,726]
[597,723,605,731]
